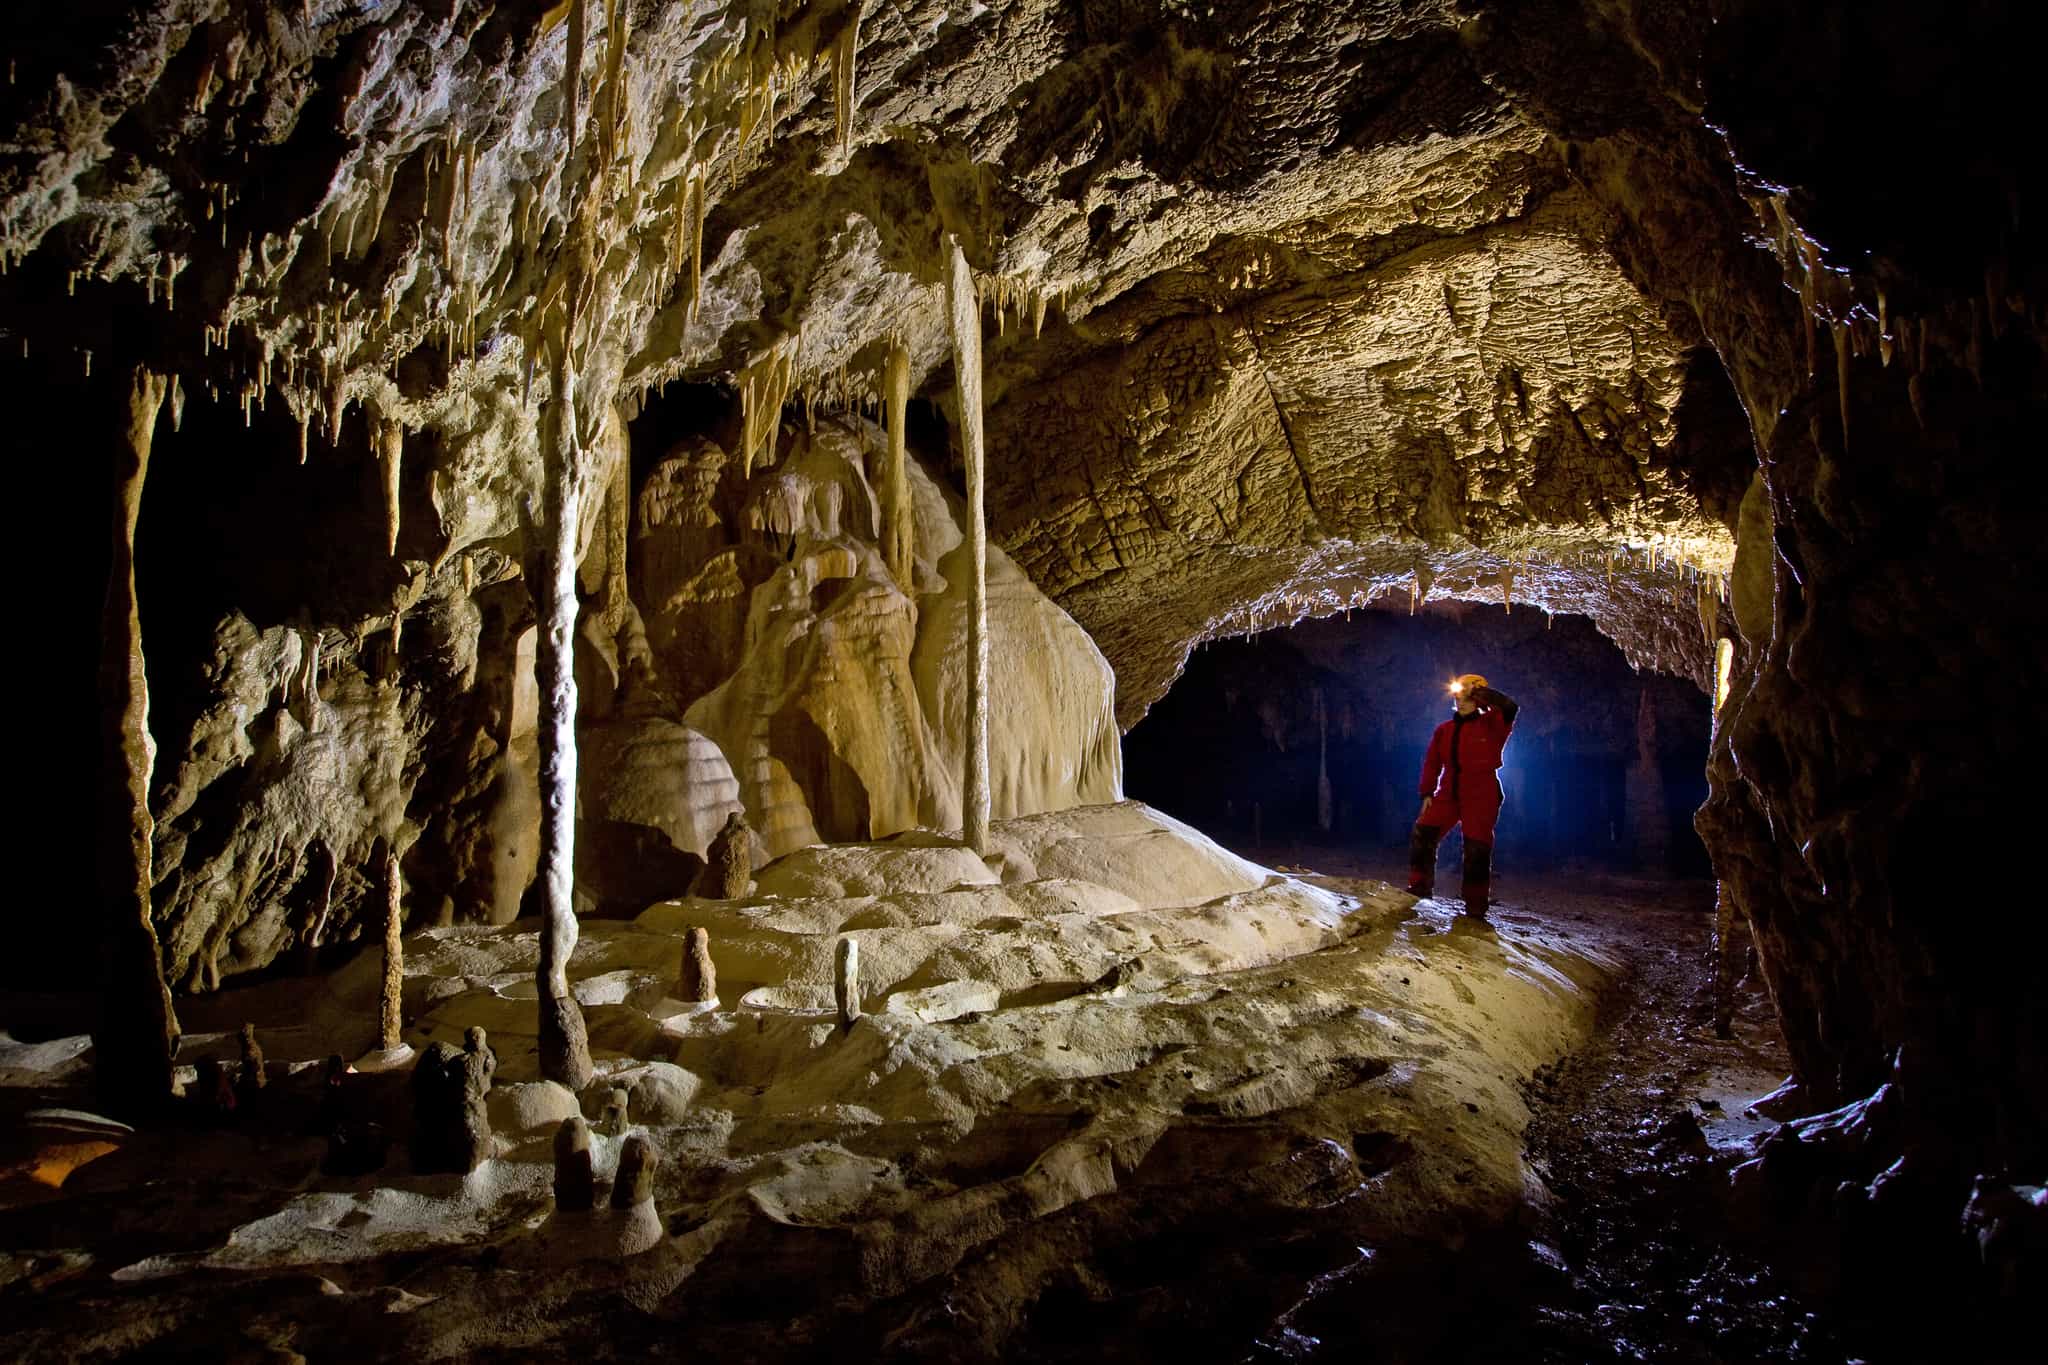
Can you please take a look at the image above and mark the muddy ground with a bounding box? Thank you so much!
[1244,844,1850,1365]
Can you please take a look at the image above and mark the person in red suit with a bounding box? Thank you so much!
[1409,673,1520,918]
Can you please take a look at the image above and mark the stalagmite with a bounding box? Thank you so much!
[836,936,861,1028]
[612,1132,656,1206]
[880,340,914,590]
[236,1023,267,1103]
[536,347,594,1091]
[696,810,751,898]
[554,1116,595,1212]
[380,847,404,1050]
[678,926,716,1002]
[93,366,180,1109]
[946,234,992,854]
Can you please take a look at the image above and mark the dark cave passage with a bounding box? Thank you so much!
[1126,605,1714,881]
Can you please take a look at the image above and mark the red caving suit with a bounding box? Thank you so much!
[1417,704,1515,847]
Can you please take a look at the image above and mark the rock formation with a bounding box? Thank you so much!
[378,848,404,1051]
[553,1115,594,1214]
[610,1134,656,1212]
[410,1038,495,1175]
[234,1023,266,1105]
[3,0,2042,1347]
[835,936,861,1029]
[92,366,178,1109]
[677,926,716,1003]
[696,811,752,901]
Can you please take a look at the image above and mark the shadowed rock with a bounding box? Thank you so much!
[611,1133,657,1210]
[695,811,752,899]
[553,1116,594,1213]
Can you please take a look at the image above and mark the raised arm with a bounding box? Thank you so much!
[1475,685,1520,732]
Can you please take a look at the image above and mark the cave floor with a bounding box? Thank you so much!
[1243,842,1845,1364]
[0,814,1850,1364]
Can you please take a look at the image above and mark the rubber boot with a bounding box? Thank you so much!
[1461,841,1492,919]
[1407,824,1443,898]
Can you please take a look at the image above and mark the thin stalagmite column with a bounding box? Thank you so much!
[945,236,991,853]
[535,349,594,1089]
[880,340,914,590]
[93,365,180,1109]
[379,846,404,1049]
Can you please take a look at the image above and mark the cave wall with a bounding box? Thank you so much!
[1452,0,2048,1172]
[2,0,2040,1172]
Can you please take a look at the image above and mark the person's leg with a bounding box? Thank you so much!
[1408,794,1460,897]
[1459,781,1504,917]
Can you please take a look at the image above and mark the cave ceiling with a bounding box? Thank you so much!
[1,0,1739,723]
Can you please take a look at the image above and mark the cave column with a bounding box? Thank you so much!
[945,236,991,853]
[535,350,594,1090]
[880,340,914,591]
[1623,687,1670,874]
[94,365,180,1109]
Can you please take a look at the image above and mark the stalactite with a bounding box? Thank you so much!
[737,337,797,477]
[376,419,403,556]
[1832,319,1852,453]
[1798,231,1821,378]
[881,340,914,590]
[93,366,180,1109]
[946,235,992,854]
[1501,559,1513,613]
[565,0,589,162]
[597,0,630,179]
[535,346,594,1090]
[832,4,862,153]
[687,166,706,322]
[297,840,336,975]
[1878,288,1894,367]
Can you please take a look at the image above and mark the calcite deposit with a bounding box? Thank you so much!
[2,0,2043,1354]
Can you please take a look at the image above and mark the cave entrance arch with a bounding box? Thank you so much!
[1125,602,1714,884]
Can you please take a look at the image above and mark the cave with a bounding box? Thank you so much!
[1126,605,1715,880]
[1,1,2043,1361]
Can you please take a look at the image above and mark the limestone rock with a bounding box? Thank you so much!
[882,980,999,1024]
[695,812,754,900]
[410,1039,494,1175]
[678,927,717,1003]
[553,1116,594,1214]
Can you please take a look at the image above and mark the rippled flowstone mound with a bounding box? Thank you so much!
[0,802,1616,1361]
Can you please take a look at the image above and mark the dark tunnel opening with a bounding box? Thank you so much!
[1125,603,1714,885]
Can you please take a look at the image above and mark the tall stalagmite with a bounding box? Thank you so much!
[945,237,991,853]
[535,348,594,1090]
[379,847,404,1050]
[93,366,180,1107]
[881,340,914,591]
